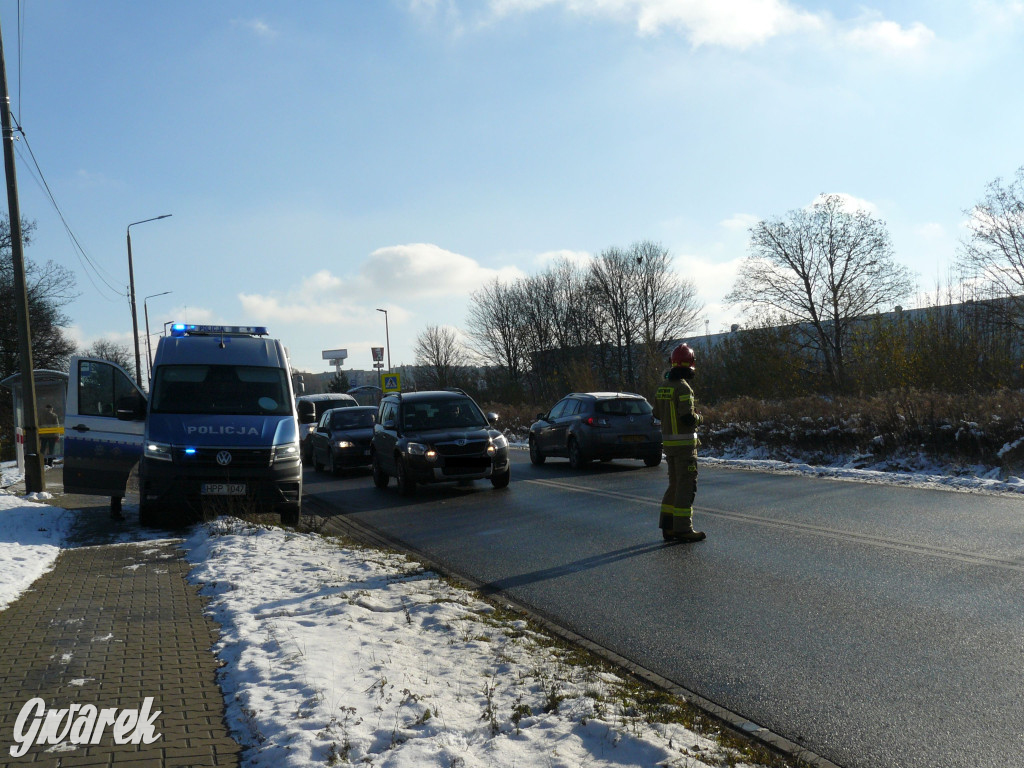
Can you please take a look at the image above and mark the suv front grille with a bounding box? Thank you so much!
[175,447,273,468]
[433,439,488,456]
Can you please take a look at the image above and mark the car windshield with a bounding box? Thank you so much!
[151,364,292,415]
[402,398,486,430]
[595,398,652,415]
[331,410,375,430]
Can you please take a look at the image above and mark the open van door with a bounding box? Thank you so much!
[63,357,146,498]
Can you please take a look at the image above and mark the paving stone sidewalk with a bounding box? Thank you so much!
[0,469,240,767]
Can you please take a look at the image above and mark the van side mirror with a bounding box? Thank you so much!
[115,393,146,421]
[297,401,316,424]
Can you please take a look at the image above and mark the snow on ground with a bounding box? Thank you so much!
[0,491,74,611]
[2,451,1024,766]
[184,518,733,768]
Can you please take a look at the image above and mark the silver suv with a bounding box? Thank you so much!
[528,392,662,469]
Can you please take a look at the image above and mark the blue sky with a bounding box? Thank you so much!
[4,0,1024,374]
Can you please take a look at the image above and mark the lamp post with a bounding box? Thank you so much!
[143,291,172,382]
[376,308,391,371]
[127,214,171,384]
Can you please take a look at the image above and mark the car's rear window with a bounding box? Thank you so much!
[595,398,652,415]
[331,410,375,429]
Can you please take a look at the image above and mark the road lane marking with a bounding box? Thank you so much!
[525,477,1024,573]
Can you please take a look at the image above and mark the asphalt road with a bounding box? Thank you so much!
[303,451,1024,768]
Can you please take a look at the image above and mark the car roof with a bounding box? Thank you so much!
[297,393,357,402]
[325,405,376,414]
[566,391,646,400]
[382,390,474,403]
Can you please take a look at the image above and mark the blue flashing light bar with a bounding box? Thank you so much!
[169,324,269,337]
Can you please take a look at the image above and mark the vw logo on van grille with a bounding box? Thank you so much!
[216,450,233,466]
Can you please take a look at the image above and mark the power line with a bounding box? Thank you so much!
[12,124,124,299]
[9,0,124,302]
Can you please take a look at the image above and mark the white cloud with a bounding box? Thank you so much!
[720,213,760,231]
[360,243,525,297]
[532,248,593,268]
[808,192,879,215]
[488,0,821,47]
[232,18,277,38]
[844,19,934,53]
[915,222,946,240]
[447,0,938,54]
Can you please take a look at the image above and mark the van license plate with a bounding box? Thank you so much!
[202,483,246,496]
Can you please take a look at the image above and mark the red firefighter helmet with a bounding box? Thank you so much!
[670,343,696,368]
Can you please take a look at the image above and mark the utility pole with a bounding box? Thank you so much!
[0,16,43,493]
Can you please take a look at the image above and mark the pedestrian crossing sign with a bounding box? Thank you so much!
[381,373,401,393]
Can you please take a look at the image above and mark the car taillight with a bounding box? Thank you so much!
[585,416,608,427]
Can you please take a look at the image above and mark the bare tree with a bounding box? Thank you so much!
[0,217,78,378]
[726,195,914,391]
[79,339,134,371]
[414,325,469,390]
[957,166,1024,331]
[465,278,527,386]
[630,240,703,351]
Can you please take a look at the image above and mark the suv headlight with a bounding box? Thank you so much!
[489,434,509,453]
[407,442,438,462]
[145,441,173,462]
[272,443,300,465]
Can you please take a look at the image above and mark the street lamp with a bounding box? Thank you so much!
[127,214,171,384]
[143,290,172,382]
[376,308,391,371]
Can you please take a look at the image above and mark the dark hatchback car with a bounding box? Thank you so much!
[296,393,359,463]
[529,391,662,469]
[371,390,510,495]
[310,406,377,474]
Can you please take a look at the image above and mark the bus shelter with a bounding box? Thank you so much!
[0,369,68,473]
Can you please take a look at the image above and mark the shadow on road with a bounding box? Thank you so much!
[478,540,680,595]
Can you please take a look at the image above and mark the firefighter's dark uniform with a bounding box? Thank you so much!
[655,367,704,540]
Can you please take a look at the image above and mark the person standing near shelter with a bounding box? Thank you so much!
[39,403,60,467]
[655,344,706,542]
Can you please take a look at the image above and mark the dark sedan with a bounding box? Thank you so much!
[310,406,377,474]
[529,391,662,469]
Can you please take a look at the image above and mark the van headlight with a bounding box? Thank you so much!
[272,443,300,465]
[145,441,173,462]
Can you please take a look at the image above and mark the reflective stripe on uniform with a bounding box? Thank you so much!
[672,507,693,518]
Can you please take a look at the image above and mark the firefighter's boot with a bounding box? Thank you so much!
[673,515,706,543]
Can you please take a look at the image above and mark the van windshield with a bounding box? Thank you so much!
[151,365,292,416]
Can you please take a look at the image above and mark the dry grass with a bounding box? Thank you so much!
[700,389,1024,468]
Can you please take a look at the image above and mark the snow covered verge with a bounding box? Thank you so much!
[700,439,1024,496]
[0,492,74,611]
[183,518,784,768]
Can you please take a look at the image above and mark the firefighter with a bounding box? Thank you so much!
[655,343,706,542]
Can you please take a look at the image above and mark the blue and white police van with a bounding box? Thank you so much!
[63,324,305,526]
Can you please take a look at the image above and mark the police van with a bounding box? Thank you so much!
[63,324,305,526]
